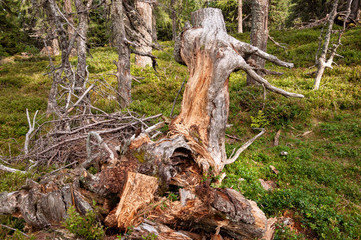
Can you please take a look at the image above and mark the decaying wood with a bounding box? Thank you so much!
[274,129,281,146]
[114,172,158,230]
[174,8,303,174]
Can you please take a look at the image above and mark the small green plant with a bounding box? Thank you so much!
[251,110,270,128]
[142,233,158,240]
[63,206,104,240]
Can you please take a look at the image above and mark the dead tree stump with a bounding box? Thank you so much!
[173,8,303,174]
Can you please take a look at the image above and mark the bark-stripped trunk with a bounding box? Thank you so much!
[173,8,302,174]
[112,0,131,108]
[238,0,243,33]
[247,0,269,85]
[314,0,351,90]
[135,0,153,67]
[74,0,92,93]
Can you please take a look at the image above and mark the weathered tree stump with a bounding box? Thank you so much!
[173,8,303,174]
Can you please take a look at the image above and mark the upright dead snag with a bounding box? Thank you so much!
[314,0,353,90]
[174,8,303,174]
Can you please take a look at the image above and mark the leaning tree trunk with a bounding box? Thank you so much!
[247,0,269,85]
[112,0,132,108]
[135,0,153,67]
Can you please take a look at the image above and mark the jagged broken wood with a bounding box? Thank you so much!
[173,7,303,174]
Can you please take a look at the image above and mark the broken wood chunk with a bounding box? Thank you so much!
[128,219,193,240]
[115,172,158,230]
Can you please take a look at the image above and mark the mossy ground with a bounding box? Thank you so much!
[0,27,360,239]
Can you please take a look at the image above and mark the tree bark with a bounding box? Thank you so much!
[350,0,360,21]
[111,0,132,108]
[135,0,153,67]
[247,0,269,85]
[171,0,177,41]
[74,0,92,93]
[238,0,243,33]
[64,0,74,39]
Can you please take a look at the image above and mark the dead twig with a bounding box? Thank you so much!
[170,77,187,118]
[226,128,266,164]
[0,223,30,238]
[0,163,26,174]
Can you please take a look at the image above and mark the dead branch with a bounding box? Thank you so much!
[84,131,115,168]
[24,109,38,155]
[298,14,329,29]
[268,34,287,50]
[170,77,186,118]
[0,223,30,238]
[226,128,266,164]
[0,163,26,174]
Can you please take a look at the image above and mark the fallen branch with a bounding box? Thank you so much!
[0,223,30,238]
[0,163,26,174]
[268,35,287,50]
[84,131,115,168]
[226,128,266,164]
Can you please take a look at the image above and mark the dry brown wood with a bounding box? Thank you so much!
[115,172,158,230]
[173,8,303,174]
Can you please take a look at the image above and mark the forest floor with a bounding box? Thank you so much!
[0,26,361,239]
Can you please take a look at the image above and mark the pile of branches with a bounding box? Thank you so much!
[3,111,163,171]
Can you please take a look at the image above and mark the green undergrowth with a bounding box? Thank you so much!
[0,27,360,239]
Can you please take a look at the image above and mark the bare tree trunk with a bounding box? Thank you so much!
[45,0,74,114]
[135,0,153,67]
[350,0,360,21]
[152,6,158,42]
[247,0,269,85]
[171,0,177,41]
[64,0,74,38]
[314,0,339,90]
[112,0,132,108]
[238,0,243,33]
[174,8,302,174]
[74,0,92,93]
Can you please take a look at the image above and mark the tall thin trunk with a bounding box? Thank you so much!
[152,6,157,42]
[64,0,74,38]
[112,0,131,108]
[135,0,153,67]
[238,0,243,33]
[247,0,269,85]
[314,0,339,90]
[350,0,360,21]
[74,0,92,92]
[171,0,177,40]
